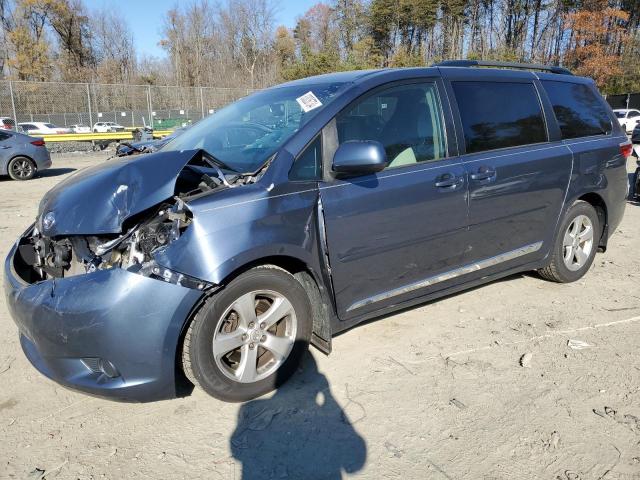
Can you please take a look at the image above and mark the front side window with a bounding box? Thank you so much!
[165,82,348,173]
[614,111,625,118]
[541,81,612,139]
[290,135,322,181]
[453,81,548,154]
[629,111,640,118]
[336,82,447,169]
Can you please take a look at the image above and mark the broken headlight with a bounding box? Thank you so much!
[18,200,210,291]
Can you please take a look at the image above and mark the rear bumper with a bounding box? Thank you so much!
[4,240,203,402]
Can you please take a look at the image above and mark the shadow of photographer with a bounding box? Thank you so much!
[230,349,367,479]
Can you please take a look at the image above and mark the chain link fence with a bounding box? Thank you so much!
[0,80,256,130]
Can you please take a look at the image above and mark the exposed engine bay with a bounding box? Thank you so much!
[14,150,266,288]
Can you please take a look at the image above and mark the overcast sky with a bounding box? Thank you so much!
[83,0,319,59]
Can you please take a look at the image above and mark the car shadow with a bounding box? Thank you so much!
[38,167,76,178]
[230,349,367,479]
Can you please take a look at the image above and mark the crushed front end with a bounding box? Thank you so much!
[4,206,205,401]
[1,150,254,401]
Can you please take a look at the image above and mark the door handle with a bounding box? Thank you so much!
[470,166,497,181]
[435,173,462,188]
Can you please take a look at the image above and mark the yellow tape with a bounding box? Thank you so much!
[41,130,174,142]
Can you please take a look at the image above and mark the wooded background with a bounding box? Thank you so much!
[0,0,639,94]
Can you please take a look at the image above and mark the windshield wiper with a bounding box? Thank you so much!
[202,150,239,173]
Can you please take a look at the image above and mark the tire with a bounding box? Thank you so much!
[7,156,36,181]
[182,265,312,402]
[539,201,600,283]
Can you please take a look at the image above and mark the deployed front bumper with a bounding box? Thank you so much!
[4,240,203,402]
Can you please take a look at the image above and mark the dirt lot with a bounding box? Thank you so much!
[1,151,639,480]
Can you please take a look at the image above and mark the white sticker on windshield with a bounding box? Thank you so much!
[296,91,323,113]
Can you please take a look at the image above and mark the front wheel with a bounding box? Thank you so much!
[182,266,312,402]
[538,201,600,283]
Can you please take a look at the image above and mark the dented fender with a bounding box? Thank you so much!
[153,183,324,286]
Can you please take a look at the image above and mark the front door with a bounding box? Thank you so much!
[319,80,469,319]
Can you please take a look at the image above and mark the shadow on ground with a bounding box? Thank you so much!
[230,351,367,479]
[38,167,77,178]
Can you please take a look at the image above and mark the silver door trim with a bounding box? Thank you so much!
[346,241,543,312]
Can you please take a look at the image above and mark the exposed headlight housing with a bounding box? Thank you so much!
[42,211,55,232]
[19,200,212,291]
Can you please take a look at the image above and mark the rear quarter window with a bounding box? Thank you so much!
[541,81,612,139]
[452,81,548,154]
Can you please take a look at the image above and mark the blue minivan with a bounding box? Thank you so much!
[4,61,629,402]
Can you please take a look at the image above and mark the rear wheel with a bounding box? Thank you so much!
[182,266,312,402]
[8,156,36,180]
[539,201,600,283]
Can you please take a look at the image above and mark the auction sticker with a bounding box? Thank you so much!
[296,91,323,112]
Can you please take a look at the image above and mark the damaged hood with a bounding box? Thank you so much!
[38,150,199,236]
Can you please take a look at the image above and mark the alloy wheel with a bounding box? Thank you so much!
[11,158,34,179]
[562,214,594,271]
[212,290,297,383]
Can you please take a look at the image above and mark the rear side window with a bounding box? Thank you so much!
[453,81,547,154]
[541,81,612,139]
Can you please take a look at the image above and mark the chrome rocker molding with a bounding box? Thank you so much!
[347,241,544,312]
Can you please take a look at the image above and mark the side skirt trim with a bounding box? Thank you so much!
[346,241,543,312]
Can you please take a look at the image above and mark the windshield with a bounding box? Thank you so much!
[164,82,347,173]
[614,111,626,118]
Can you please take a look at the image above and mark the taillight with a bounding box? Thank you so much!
[30,139,45,146]
[620,141,632,158]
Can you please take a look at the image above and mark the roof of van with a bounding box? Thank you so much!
[275,65,590,89]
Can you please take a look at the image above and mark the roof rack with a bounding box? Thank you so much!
[433,59,573,76]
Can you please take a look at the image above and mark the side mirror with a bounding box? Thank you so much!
[332,140,388,175]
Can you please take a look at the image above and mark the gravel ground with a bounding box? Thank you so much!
[1,152,639,480]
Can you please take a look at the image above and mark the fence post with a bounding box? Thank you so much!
[147,85,153,127]
[86,83,93,127]
[200,87,205,119]
[8,80,17,123]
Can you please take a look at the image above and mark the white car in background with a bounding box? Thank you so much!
[68,124,91,133]
[92,122,126,133]
[17,122,71,135]
[613,109,640,134]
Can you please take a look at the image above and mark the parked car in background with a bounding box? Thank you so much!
[18,122,71,135]
[632,122,640,144]
[69,124,91,134]
[0,117,16,130]
[4,61,629,402]
[613,108,640,134]
[0,130,51,180]
[115,126,189,157]
[93,122,126,133]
